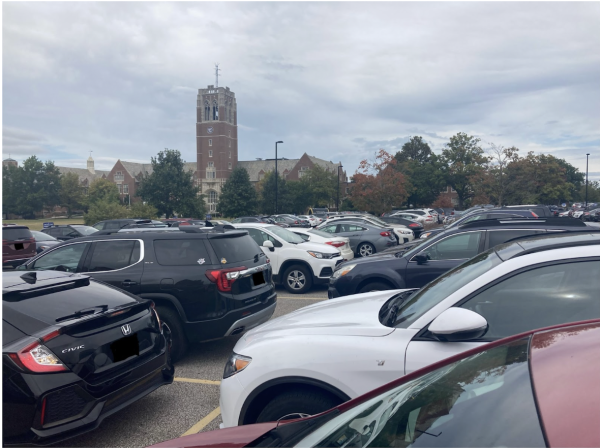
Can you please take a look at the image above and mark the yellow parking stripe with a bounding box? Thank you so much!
[174,377,221,385]
[181,406,221,436]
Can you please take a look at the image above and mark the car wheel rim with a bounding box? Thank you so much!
[287,271,306,290]
[360,245,373,256]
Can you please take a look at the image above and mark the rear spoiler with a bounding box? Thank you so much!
[3,273,91,302]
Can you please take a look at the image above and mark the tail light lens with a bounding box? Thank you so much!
[9,334,67,373]
[531,212,539,218]
[409,223,420,228]
[326,241,345,248]
[206,266,247,292]
[380,231,391,237]
[294,221,298,224]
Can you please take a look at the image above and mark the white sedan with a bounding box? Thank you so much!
[289,227,354,261]
[391,211,429,224]
[298,215,319,227]
[219,232,599,427]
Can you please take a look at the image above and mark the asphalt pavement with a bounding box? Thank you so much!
[63,284,329,448]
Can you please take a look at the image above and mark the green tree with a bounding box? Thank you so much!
[136,149,204,218]
[216,167,258,217]
[300,164,337,208]
[440,133,489,208]
[87,178,120,205]
[287,180,313,214]
[83,199,129,225]
[485,144,520,206]
[128,202,158,219]
[60,172,85,217]
[2,164,20,216]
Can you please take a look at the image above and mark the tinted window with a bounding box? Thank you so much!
[321,225,338,233]
[209,235,263,264]
[154,239,210,266]
[304,338,544,448]
[87,240,141,272]
[340,224,366,232]
[93,222,105,230]
[461,260,600,340]
[418,231,482,261]
[31,243,88,272]
[60,228,79,237]
[3,228,32,240]
[46,228,61,237]
[104,221,123,230]
[72,225,98,235]
[487,230,544,249]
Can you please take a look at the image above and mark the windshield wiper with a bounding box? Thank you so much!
[56,305,109,322]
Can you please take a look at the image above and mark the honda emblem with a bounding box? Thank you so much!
[121,324,132,336]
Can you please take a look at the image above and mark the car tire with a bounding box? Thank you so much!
[357,242,375,257]
[358,281,391,294]
[256,389,339,423]
[283,264,313,294]
[156,306,188,362]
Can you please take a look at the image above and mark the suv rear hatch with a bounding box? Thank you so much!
[2,226,36,263]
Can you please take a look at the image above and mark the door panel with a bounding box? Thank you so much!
[404,340,485,375]
[82,240,143,294]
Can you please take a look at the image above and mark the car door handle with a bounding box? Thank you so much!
[121,280,138,287]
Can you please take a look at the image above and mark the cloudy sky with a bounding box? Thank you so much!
[3,2,600,179]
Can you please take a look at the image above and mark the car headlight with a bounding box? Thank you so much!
[332,264,356,278]
[307,251,337,259]
[420,232,432,239]
[223,352,252,379]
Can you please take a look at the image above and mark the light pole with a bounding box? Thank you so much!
[586,153,590,207]
[337,163,343,211]
[275,141,283,214]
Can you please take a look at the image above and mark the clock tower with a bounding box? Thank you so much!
[196,85,238,211]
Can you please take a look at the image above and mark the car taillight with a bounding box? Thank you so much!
[326,241,345,248]
[8,331,67,373]
[380,231,391,237]
[531,212,539,218]
[409,223,420,228]
[205,266,247,292]
[295,221,298,224]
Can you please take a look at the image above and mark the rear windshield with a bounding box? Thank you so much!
[3,228,33,240]
[209,235,264,264]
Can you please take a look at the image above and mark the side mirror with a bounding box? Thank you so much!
[414,254,428,264]
[262,240,275,252]
[428,308,488,342]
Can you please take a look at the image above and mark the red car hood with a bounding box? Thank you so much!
[147,422,278,448]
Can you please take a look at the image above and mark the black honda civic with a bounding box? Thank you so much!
[2,271,174,446]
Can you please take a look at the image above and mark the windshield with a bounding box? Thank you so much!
[297,337,544,448]
[267,225,305,244]
[393,250,503,328]
[72,225,99,235]
[31,231,56,241]
[309,228,337,239]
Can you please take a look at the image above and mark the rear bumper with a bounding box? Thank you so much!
[3,349,173,446]
[223,302,277,337]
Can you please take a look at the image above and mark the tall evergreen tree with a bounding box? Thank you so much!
[217,167,258,217]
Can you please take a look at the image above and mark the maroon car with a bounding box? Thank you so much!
[2,224,36,268]
[150,319,600,448]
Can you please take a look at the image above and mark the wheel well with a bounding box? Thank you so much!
[241,380,348,425]
[356,277,396,292]
[149,297,184,321]
[278,260,315,281]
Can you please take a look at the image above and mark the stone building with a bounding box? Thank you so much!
[3,157,18,168]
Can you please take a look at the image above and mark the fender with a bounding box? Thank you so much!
[138,293,188,321]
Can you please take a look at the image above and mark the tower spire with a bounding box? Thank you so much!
[215,63,221,87]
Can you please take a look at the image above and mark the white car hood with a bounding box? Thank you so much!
[297,241,339,254]
[243,290,409,341]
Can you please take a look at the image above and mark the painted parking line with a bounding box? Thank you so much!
[277,295,326,300]
[174,377,221,385]
[181,406,221,436]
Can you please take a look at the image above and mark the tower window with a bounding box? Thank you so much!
[205,101,210,121]
[213,100,218,120]
[228,151,231,158]
[208,162,214,168]
[228,162,232,169]
[206,171,216,179]
[209,150,213,157]
[228,130,231,137]
[229,140,231,148]
[208,139,212,146]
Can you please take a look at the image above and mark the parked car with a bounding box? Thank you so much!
[155,319,599,448]
[232,223,343,293]
[501,204,552,217]
[319,215,414,244]
[2,225,37,268]
[92,219,157,230]
[30,230,61,254]
[380,216,424,238]
[231,216,272,224]
[587,208,600,222]
[318,221,398,257]
[297,215,319,227]
[328,217,589,298]
[393,209,435,224]
[218,232,600,427]
[16,226,276,361]
[391,211,429,224]
[40,225,98,241]
[289,227,354,261]
[270,215,310,228]
[2,270,173,446]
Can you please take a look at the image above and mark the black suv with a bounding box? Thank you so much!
[2,271,172,445]
[328,217,588,299]
[40,225,98,241]
[92,219,163,230]
[17,227,277,361]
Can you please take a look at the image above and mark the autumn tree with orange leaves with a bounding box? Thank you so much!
[349,149,409,215]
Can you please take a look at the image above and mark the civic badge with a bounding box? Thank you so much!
[221,258,227,264]
[121,324,132,336]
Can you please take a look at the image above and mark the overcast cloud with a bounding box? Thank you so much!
[3,2,599,179]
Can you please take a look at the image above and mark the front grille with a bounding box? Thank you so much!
[44,386,88,426]
[320,267,334,277]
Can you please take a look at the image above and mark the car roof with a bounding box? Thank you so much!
[41,227,249,242]
[493,231,600,260]
[458,216,587,229]
[2,224,29,229]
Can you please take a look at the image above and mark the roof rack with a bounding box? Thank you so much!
[458,217,587,229]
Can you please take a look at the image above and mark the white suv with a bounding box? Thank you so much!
[219,232,600,426]
[232,223,342,294]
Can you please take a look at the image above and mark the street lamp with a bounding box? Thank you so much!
[275,141,283,214]
[586,153,590,207]
[337,163,343,211]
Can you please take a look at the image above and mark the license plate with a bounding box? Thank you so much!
[111,334,139,362]
[252,271,266,287]
[15,243,24,250]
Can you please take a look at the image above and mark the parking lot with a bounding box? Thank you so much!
[63,285,328,448]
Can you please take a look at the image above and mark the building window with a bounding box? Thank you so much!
[209,150,213,157]
[208,190,218,211]
[208,162,214,168]
[123,184,129,194]
[205,101,210,121]
[206,171,216,179]
[228,151,231,158]
[213,100,218,120]
[229,140,231,148]
[208,139,212,146]
[114,171,124,181]
[118,184,122,193]
[228,130,231,137]
[228,162,232,169]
